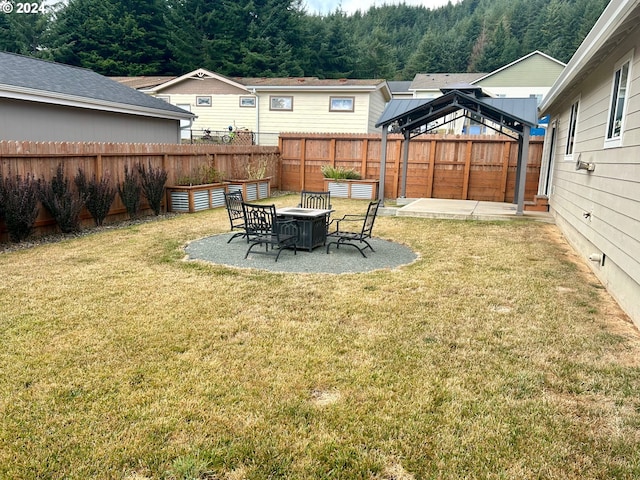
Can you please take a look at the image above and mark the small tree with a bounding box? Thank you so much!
[39,164,86,234]
[75,169,116,226]
[117,164,142,219]
[137,162,167,216]
[0,173,40,242]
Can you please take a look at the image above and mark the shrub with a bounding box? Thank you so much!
[320,164,362,180]
[137,162,167,216]
[0,173,40,242]
[117,164,142,219]
[174,165,224,186]
[75,169,116,226]
[39,164,86,234]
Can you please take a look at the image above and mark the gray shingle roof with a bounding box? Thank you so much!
[0,52,192,118]
[410,73,487,90]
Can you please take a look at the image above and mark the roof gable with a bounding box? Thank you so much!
[474,51,566,88]
[151,69,249,93]
[0,52,191,119]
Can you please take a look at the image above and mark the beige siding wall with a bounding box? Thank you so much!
[480,55,565,88]
[164,93,257,135]
[160,77,247,95]
[256,90,373,145]
[546,32,640,325]
[0,98,180,143]
[367,89,388,132]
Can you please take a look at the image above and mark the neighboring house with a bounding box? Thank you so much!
[406,52,564,134]
[118,69,392,145]
[0,52,193,143]
[474,51,566,104]
[538,0,640,327]
[387,80,413,99]
[409,73,486,99]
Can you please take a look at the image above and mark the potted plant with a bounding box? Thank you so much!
[225,153,275,201]
[321,165,379,200]
[166,165,228,213]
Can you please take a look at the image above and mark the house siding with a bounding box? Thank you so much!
[159,77,247,95]
[478,54,566,88]
[545,31,640,325]
[256,90,373,145]
[0,98,180,143]
[165,93,257,134]
[367,88,388,132]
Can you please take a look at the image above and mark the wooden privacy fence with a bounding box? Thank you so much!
[0,141,278,239]
[278,133,544,202]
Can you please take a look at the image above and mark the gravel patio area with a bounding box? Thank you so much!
[185,233,419,274]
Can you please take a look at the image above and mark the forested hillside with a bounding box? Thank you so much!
[0,0,609,79]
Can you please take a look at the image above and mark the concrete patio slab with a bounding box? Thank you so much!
[380,198,553,222]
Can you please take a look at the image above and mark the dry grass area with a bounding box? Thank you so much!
[1,195,639,479]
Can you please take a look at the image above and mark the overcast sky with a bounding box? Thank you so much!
[303,0,461,16]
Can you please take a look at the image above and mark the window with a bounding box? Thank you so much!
[329,96,354,112]
[565,99,579,157]
[156,95,170,103]
[605,52,633,148]
[270,96,293,111]
[196,96,211,107]
[240,96,256,107]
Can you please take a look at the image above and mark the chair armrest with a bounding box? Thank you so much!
[328,215,365,233]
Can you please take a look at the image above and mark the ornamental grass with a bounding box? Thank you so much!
[1,195,639,479]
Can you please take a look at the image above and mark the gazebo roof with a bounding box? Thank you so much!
[376,90,538,136]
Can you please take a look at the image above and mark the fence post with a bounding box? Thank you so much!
[300,138,307,191]
[462,140,473,200]
[500,141,511,202]
[360,138,368,178]
[427,139,436,198]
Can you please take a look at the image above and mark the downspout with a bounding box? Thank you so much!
[252,88,259,144]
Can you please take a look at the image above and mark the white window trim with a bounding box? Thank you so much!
[564,96,580,161]
[604,49,634,149]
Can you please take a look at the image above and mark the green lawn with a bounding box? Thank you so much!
[1,196,639,479]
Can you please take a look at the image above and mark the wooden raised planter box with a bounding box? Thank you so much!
[323,178,379,200]
[225,178,271,201]
[166,183,228,213]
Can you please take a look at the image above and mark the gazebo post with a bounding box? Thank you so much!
[379,126,388,205]
[400,130,410,198]
[515,125,530,215]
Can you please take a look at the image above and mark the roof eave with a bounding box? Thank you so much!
[1,85,194,121]
[247,85,382,92]
[540,0,637,114]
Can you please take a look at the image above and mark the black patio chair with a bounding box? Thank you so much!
[298,190,332,210]
[224,191,247,243]
[326,199,381,257]
[242,202,298,262]
[298,190,332,232]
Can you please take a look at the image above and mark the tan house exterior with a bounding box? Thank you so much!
[474,51,566,103]
[119,69,391,145]
[538,0,640,327]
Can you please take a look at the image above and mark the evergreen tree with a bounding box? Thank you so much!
[51,0,172,75]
